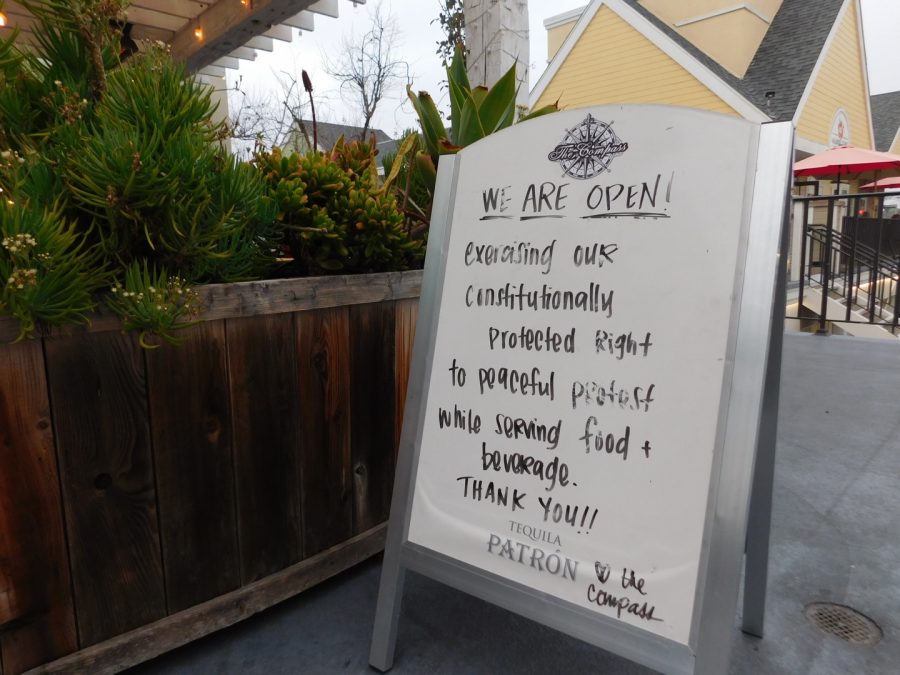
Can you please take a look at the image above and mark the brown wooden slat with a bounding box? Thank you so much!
[44,332,165,647]
[0,10,37,31]
[0,271,423,343]
[350,302,396,534]
[3,2,34,18]
[0,305,118,344]
[128,25,175,43]
[0,341,77,674]
[394,298,419,457]
[226,315,303,583]
[295,308,352,557]
[24,524,386,675]
[124,6,186,32]
[144,322,240,614]
[128,0,207,20]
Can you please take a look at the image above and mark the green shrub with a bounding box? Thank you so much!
[0,1,422,344]
[0,1,277,341]
[255,136,423,275]
[0,199,103,341]
[63,47,280,282]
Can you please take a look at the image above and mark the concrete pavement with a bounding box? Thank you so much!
[129,333,900,674]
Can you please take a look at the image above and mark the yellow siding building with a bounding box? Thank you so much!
[531,0,877,158]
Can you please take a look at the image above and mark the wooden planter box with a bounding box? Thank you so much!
[0,271,421,674]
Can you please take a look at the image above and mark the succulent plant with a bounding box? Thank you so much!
[256,137,422,275]
[408,43,559,171]
[388,44,559,236]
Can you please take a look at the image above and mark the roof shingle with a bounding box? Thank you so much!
[619,0,845,121]
[870,91,900,151]
[294,120,393,151]
[739,0,845,122]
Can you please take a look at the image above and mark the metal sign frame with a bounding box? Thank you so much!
[370,112,794,675]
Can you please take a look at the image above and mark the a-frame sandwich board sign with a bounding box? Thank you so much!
[370,104,793,675]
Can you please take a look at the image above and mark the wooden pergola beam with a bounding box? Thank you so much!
[262,24,294,42]
[170,0,319,72]
[228,46,257,60]
[281,10,314,30]
[307,0,339,19]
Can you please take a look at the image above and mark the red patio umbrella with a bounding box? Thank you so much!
[859,176,900,191]
[793,145,900,193]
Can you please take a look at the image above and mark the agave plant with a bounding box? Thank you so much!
[381,129,435,237]
[391,44,558,232]
[408,43,559,170]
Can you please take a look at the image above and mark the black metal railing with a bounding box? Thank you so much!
[791,190,900,334]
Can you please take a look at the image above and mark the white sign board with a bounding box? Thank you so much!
[372,105,793,675]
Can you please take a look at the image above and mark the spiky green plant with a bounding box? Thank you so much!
[389,44,558,237]
[408,43,559,170]
[0,1,279,343]
[105,261,201,348]
[381,130,434,236]
[0,149,104,340]
[64,46,280,280]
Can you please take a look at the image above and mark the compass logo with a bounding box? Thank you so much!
[548,114,628,179]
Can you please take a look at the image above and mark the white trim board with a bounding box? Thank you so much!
[544,6,587,29]
[887,126,900,154]
[854,0,877,149]
[675,3,772,27]
[795,136,829,157]
[529,0,770,122]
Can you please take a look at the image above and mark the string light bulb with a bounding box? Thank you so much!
[194,25,204,40]
[240,0,250,7]
[0,12,8,27]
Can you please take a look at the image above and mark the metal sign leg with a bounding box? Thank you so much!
[741,185,790,638]
[370,555,407,672]
[741,343,780,638]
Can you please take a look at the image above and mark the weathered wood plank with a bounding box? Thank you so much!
[0,341,77,674]
[394,299,419,457]
[350,302,396,534]
[226,315,303,583]
[296,308,353,557]
[200,270,422,321]
[44,332,166,647]
[0,271,423,343]
[24,525,387,675]
[145,322,240,614]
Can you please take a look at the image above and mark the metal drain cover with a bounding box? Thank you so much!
[805,602,882,645]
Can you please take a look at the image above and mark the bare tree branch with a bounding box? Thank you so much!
[228,70,320,156]
[323,1,410,139]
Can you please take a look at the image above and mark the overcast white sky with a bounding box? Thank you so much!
[228,0,900,139]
